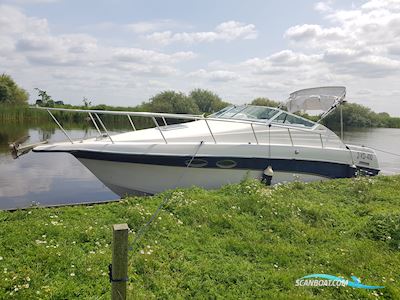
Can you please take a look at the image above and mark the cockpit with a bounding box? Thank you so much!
[209,105,316,128]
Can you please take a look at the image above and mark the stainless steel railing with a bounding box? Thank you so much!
[36,107,338,149]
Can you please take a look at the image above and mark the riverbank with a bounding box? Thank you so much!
[1,176,399,299]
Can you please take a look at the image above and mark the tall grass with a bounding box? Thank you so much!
[0,104,186,134]
[0,176,399,298]
[0,105,49,123]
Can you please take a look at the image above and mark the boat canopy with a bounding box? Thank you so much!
[286,86,346,114]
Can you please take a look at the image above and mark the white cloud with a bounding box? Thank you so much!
[242,50,322,75]
[146,21,258,45]
[0,4,201,106]
[388,44,400,56]
[314,1,333,12]
[113,48,196,64]
[125,20,180,34]
[187,69,240,82]
[361,0,400,10]
[284,24,345,43]
[283,0,400,80]
[1,1,400,115]
[0,5,48,36]
[0,5,197,74]
[80,19,186,36]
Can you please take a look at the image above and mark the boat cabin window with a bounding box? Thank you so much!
[272,112,314,127]
[210,105,279,121]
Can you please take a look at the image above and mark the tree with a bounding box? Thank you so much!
[0,84,11,103]
[0,74,29,105]
[82,97,92,108]
[35,88,54,107]
[250,97,281,107]
[141,91,201,114]
[189,89,230,114]
[322,103,380,129]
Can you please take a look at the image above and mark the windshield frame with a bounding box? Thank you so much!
[210,105,280,121]
[208,105,318,129]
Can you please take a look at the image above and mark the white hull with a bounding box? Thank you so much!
[33,99,380,197]
[78,158,327,196]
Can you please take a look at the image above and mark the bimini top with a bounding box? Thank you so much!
[286,86,346,114]
[209,105,316,128]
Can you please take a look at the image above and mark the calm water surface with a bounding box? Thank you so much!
[0,125,119,210]
[342,128,400,175]
[1,125,399,210]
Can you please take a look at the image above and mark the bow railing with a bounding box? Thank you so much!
[34,106,342,149]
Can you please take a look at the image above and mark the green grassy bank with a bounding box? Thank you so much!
[1,176,400,299]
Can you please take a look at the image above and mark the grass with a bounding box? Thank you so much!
[0,105,48,123]
[0,176,400,299]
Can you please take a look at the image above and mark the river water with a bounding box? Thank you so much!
[0,125,399,210]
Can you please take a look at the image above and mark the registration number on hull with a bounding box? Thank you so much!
[356,152,374,161]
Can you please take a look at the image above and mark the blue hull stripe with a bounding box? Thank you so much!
[34,149,379,178]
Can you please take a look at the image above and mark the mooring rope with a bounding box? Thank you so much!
[128,141,399,251]
[129,141,204,251]
[367,146,400,158]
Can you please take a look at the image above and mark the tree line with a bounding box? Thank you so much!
[1,73,399,129]
[322,103,400,129]
[0,74,29,105]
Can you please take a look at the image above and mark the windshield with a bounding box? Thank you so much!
[210,105,279,121]
[272,112,315,128]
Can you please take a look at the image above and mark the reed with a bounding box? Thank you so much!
[0,105,155,129]
[0,105,46,123]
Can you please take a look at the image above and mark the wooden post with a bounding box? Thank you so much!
[111,224,129,300]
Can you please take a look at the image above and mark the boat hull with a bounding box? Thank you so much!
[33,141,380,196]
[77,157,356,196]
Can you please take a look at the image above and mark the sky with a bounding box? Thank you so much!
[1,0,400,115]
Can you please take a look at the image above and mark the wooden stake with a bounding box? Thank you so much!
[111,224,129,300]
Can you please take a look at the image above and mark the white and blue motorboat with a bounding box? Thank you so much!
[33,86,380,196]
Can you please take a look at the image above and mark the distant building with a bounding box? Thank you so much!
[55,101,64,105]
[35,99,43,106]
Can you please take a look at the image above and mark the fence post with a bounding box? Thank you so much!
[110,224,129,300]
